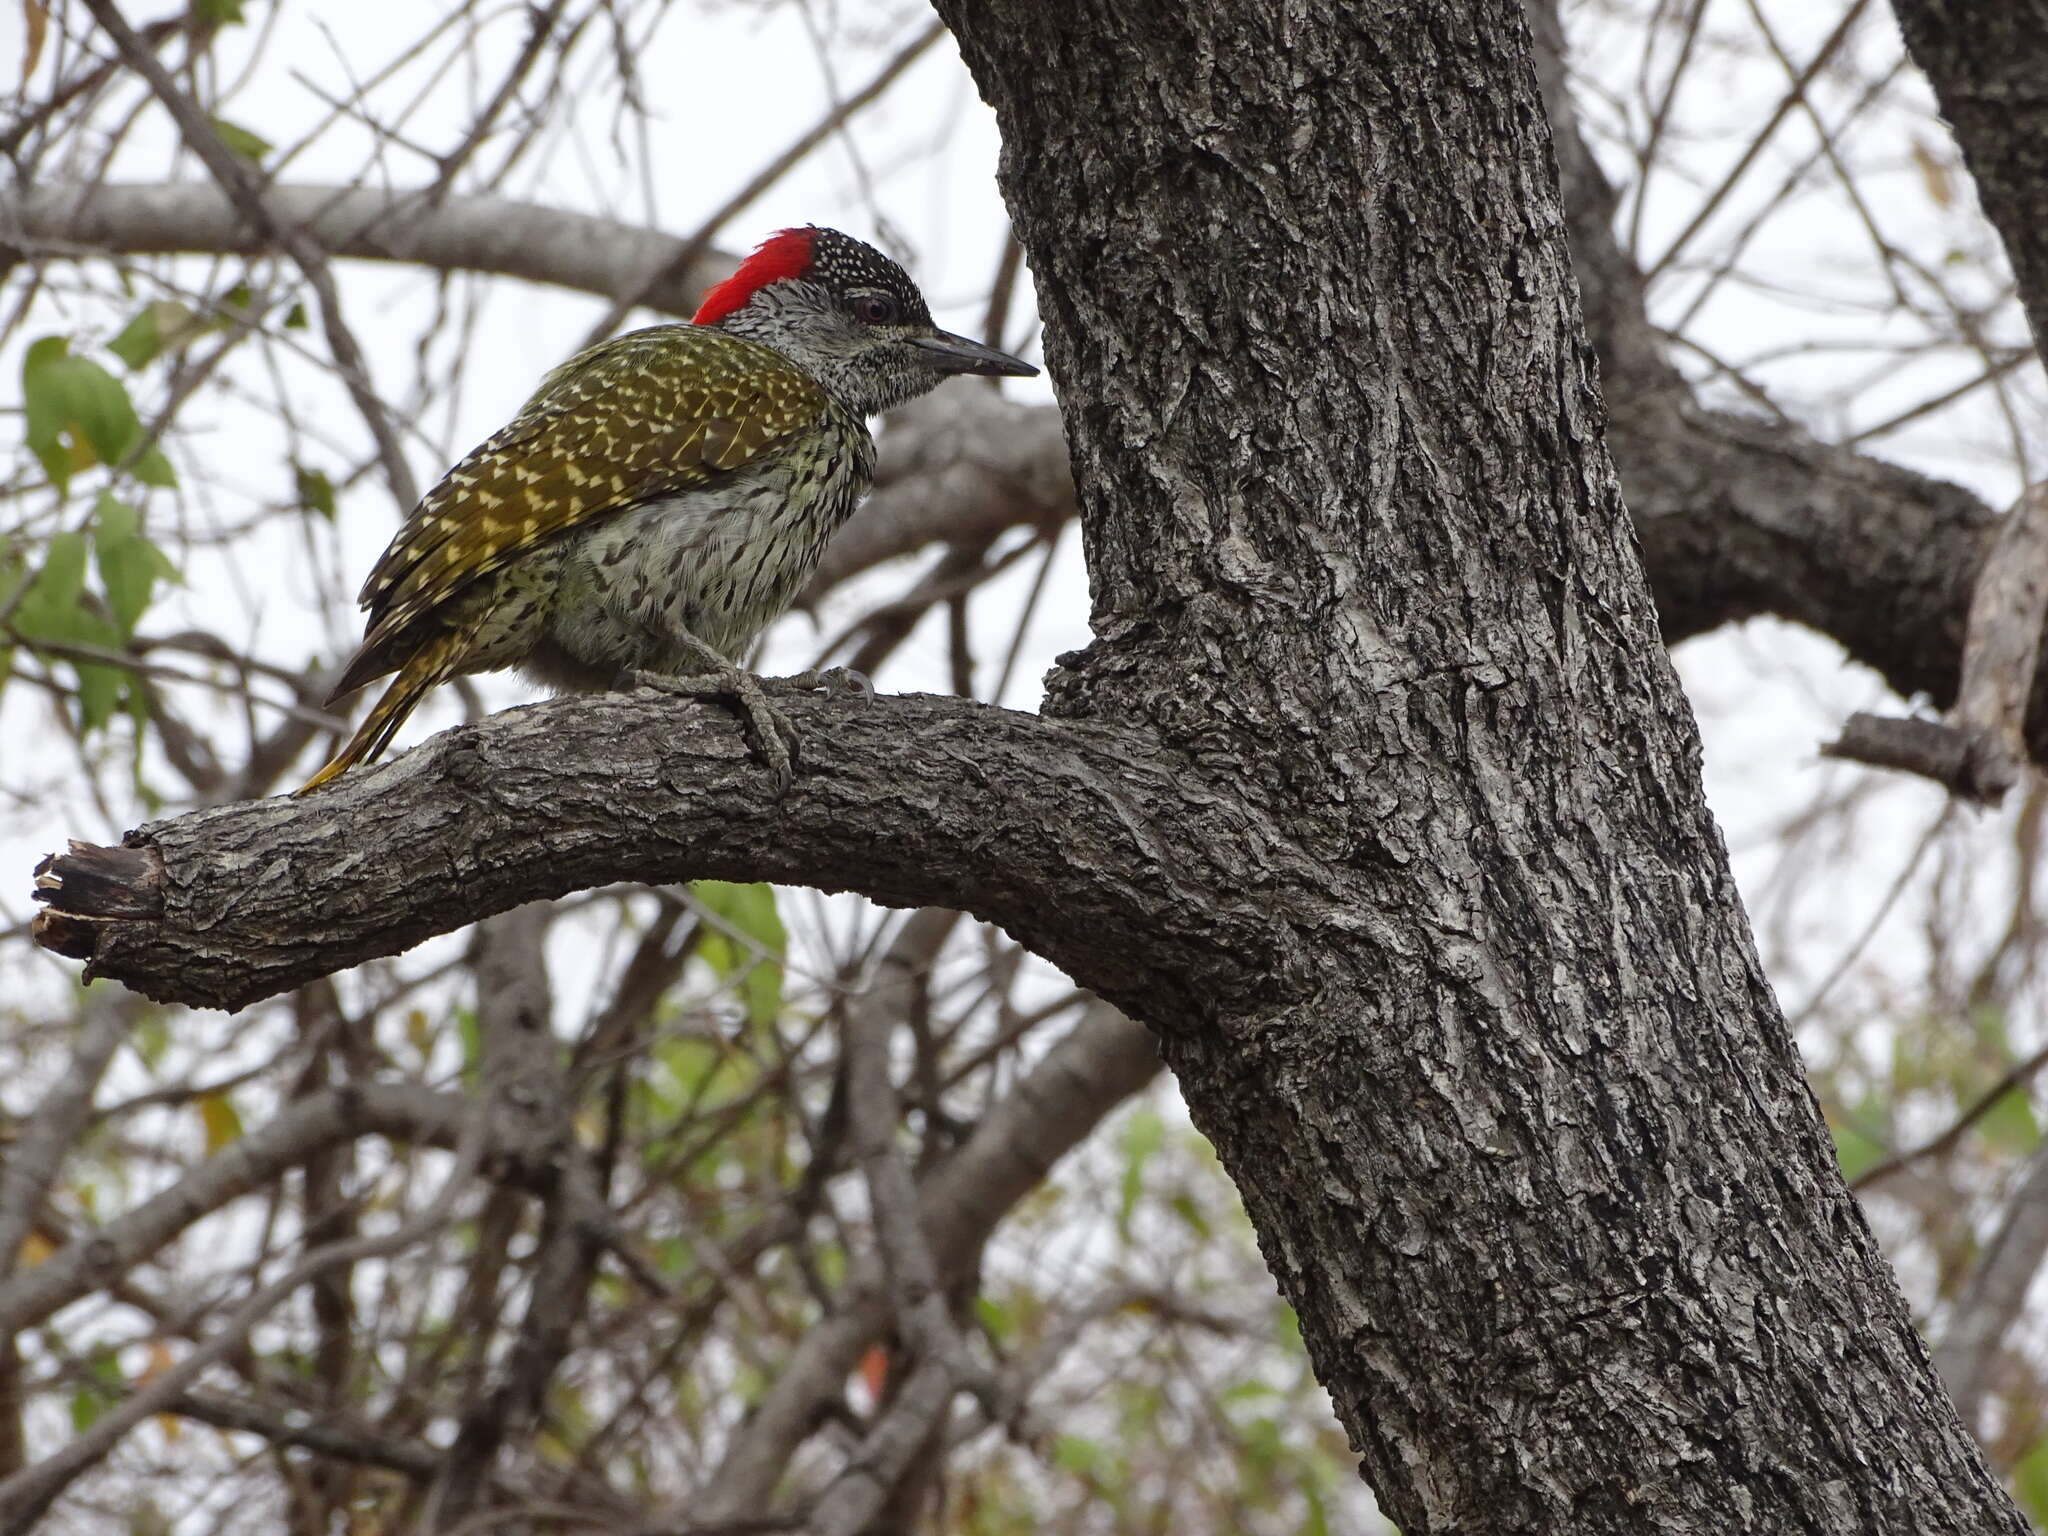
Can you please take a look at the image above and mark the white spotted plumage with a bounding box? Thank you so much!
[297,226,1034,794]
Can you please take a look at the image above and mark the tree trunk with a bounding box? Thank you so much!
[932,0,2025,1529]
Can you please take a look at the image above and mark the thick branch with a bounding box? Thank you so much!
[2,182,731,315]
[31,690,1272,1018]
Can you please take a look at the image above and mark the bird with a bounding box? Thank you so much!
[295,225,1037,796]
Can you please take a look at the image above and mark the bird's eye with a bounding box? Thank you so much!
[853,292,899,325]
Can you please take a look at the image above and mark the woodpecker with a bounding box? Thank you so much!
[296,226,1036,796]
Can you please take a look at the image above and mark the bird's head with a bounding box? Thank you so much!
[694,226,1037,415]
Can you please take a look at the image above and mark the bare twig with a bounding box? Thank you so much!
[0,1098,490,1534]
[419,907,603,1534]
[841,914,1006,1424]
[694,1003,1158,1522]
[1852,1038,2048,1193]
[172,1390,442,1478]
[1643,0,1874,284]
[573,20,945,351]
[420,0,574,205]
[79,0,420,511]
[0,1000,133,1289]
[0,1083,465,1339]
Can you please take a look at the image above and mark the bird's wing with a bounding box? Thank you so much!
[331,325,834,699]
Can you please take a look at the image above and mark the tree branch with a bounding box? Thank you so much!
[1934,1138,2048,1429]
[692,1001,1159,1522]
[171,1390,442,1479]
[79,0,421,511]
[0,1099,490,1535]
[0,998,134,1287]
[421,908,604,1533]
[31,690,1271,1019]
[2,181,730,316]
[0,1082,463,1340]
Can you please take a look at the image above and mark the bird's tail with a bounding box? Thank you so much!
[295,627,472,796]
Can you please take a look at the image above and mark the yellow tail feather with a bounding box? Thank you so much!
[294,627,473,796]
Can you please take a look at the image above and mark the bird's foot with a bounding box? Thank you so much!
[625,666,800,795]
[766,665,875,704]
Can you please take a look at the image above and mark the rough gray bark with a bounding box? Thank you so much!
[33,689,1258,1017]
[26,0,2038,1531]
[928,0,2024,1530]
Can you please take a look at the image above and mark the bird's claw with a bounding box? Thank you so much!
[623,666,799,797]
[773,665,874,704]
[739,686,800,796]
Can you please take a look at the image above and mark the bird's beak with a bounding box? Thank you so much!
[908,329,1039,378]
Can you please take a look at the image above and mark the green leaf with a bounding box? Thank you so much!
[283,301,308,330]
[209,117,271,163]
[1116,1105,1165,1241]
[12,520,162,734]
[69,1348,126,1432]
[108,299,200,370]
[1052,1434,1108,1478]
[94,492,178,638]
[13,530,89,638]
[74,659,124,734]
[1828,1119,1887,1182]
[1826,1097,1892,1182]
[69,1387,104,1434]
[295,463,338,520]
[107,307,161,370]
[22,336,145,490]
[13,529,126,731]
[691,881,785,1027]
[1168,1190,1212,1238]
[192,0,247,23]
[133,446,177,489]
[974,1293,1015,1343]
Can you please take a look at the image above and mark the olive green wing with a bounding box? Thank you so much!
[330,325,831,699]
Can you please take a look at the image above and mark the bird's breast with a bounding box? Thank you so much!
[530,419,872,688]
